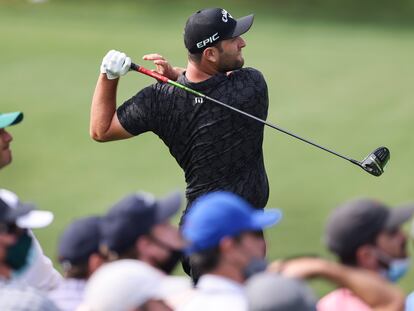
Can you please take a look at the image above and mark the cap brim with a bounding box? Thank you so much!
[231,14,254,38]
[5,203,34,223]
[16,210,54,229]
[250,208,283,229]
[156,191,183,223]
[0,112,23,128]
[385,205,414,230]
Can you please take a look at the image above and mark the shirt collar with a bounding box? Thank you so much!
[177,72,227,92]
[196,274,245,294]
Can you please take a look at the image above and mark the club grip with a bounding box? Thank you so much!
[130,62,169,83]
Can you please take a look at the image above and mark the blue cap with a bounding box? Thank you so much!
[182,191,282,254]
[58,216,101,265]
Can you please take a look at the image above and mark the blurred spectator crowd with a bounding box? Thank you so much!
[1,110,414,311]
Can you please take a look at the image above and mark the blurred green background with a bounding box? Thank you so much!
[1,0,414,295]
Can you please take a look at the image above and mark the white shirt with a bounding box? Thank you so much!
[0,284,60,311]
[48,278,86,311]
[160,275,193,309]
[177,274,248,311]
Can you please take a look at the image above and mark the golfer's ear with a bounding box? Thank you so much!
[203,47,219,63]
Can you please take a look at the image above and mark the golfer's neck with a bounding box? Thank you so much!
[186,60,219,83]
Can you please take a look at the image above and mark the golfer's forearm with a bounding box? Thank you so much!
[90,74,119,141]
[321,262,405,311]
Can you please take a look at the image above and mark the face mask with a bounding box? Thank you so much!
[6,231,33,271]
[157,250,183,274]
[243,257,268,279]
[384,258,410,282]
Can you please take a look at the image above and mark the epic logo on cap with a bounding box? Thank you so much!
[196,32,220,49]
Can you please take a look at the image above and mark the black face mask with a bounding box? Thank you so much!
[6,231,33,270]
[156,250,183,274]
[149,235,183,274]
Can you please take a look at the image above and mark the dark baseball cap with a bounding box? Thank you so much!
[0,189,53,229]
[246,272,317,311]
[183,191,282,255]
[58,216,102,266]
[100,191,182,254]
[184,8,254,54]
[325,198,414,257]
[0,112,23,129]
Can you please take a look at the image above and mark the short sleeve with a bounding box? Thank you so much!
[116,85,155,136]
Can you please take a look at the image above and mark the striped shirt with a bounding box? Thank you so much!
[48,278,86,311]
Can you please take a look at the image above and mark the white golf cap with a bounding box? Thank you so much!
[0,189,53,228]
[79,259,164,311]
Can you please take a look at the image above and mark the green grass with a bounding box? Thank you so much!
[1,0,414,296]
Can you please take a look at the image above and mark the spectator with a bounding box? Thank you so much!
[405,221,414,310]
[49,216,104,311]
[0,110,62,291]
[0,111,23,170]
[77,259,172,311]
[99,191,191,307]
[0,188,61,290]
[178,191,282,311]
[319,198,414,311]
[267,256,404,311]
[100,191,185,273]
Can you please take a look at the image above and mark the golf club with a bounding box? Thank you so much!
[129,63,390,177]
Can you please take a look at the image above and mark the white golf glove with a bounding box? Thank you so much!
[100,50,131,80]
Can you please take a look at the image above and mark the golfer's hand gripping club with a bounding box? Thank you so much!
[100,50,131,80]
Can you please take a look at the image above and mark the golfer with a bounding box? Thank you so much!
[91,8,270,218]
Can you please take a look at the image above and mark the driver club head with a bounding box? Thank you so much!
[360,146,390,176]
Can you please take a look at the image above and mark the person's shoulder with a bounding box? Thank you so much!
[129,82,171,101]
[229,68,266,86]
[231,67,265,78]
[318,288,371,311]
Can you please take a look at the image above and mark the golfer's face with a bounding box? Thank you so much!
[217,36,246,72]
[0,129,13,169]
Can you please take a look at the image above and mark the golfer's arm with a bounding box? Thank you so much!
[318,261,405,311]
[90,74,133,142]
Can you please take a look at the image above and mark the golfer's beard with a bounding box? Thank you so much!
[217,57,244,73]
